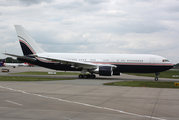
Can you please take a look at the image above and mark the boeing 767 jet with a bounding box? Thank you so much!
[4,25,174,81]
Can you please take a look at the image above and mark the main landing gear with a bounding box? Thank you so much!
[154,72,160,81]
[78,74,96,79]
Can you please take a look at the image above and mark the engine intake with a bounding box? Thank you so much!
[99,66,113,76]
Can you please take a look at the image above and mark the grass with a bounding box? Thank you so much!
[13,71,80,75]
[126,70,179,79]
[104,81,179,88]
[14,70,179,79]
[3,71,80,81]
[0,76,73,81]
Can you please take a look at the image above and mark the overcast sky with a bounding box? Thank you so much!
[0,0,179,63]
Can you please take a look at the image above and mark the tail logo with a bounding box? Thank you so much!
[19,36,36,55]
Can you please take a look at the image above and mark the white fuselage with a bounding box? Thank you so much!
[37,53,172,65]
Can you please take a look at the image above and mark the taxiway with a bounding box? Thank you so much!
[0,67,179,120]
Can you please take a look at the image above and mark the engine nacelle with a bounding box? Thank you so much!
[99,66,113,76]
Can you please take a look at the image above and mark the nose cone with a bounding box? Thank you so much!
[170,63,174,68]
[167,62,174,70]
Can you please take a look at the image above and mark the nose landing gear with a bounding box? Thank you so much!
[155,72,160,81]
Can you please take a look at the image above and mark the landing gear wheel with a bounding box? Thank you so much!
[79,74,96,79]
[84,75,88,79]
[155,77,158,81]
[91,74,96,79]
[154,72,160,81]
[78,74,84,79]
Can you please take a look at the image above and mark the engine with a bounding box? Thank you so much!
[99,66,113,76]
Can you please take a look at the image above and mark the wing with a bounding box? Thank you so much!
[36,55,98,69]
[37,55,117,69]
[4,53,116,70]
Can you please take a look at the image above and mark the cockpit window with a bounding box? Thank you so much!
[162,59,169,62]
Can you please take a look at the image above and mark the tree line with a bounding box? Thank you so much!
[174,63,179,69]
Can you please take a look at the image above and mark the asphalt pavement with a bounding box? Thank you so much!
[0,66,179,120]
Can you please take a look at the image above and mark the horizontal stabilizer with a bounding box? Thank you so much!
[3,53,36,61]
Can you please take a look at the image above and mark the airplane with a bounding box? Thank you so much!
[0,59,29,68]
[4,25,174,81]
[0,59,5,67]
[4,62,29,68]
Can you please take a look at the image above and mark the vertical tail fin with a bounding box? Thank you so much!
[14,25,45,56]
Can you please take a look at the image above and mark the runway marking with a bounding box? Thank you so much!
[0,86,166,120]
[6,100,22,106]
